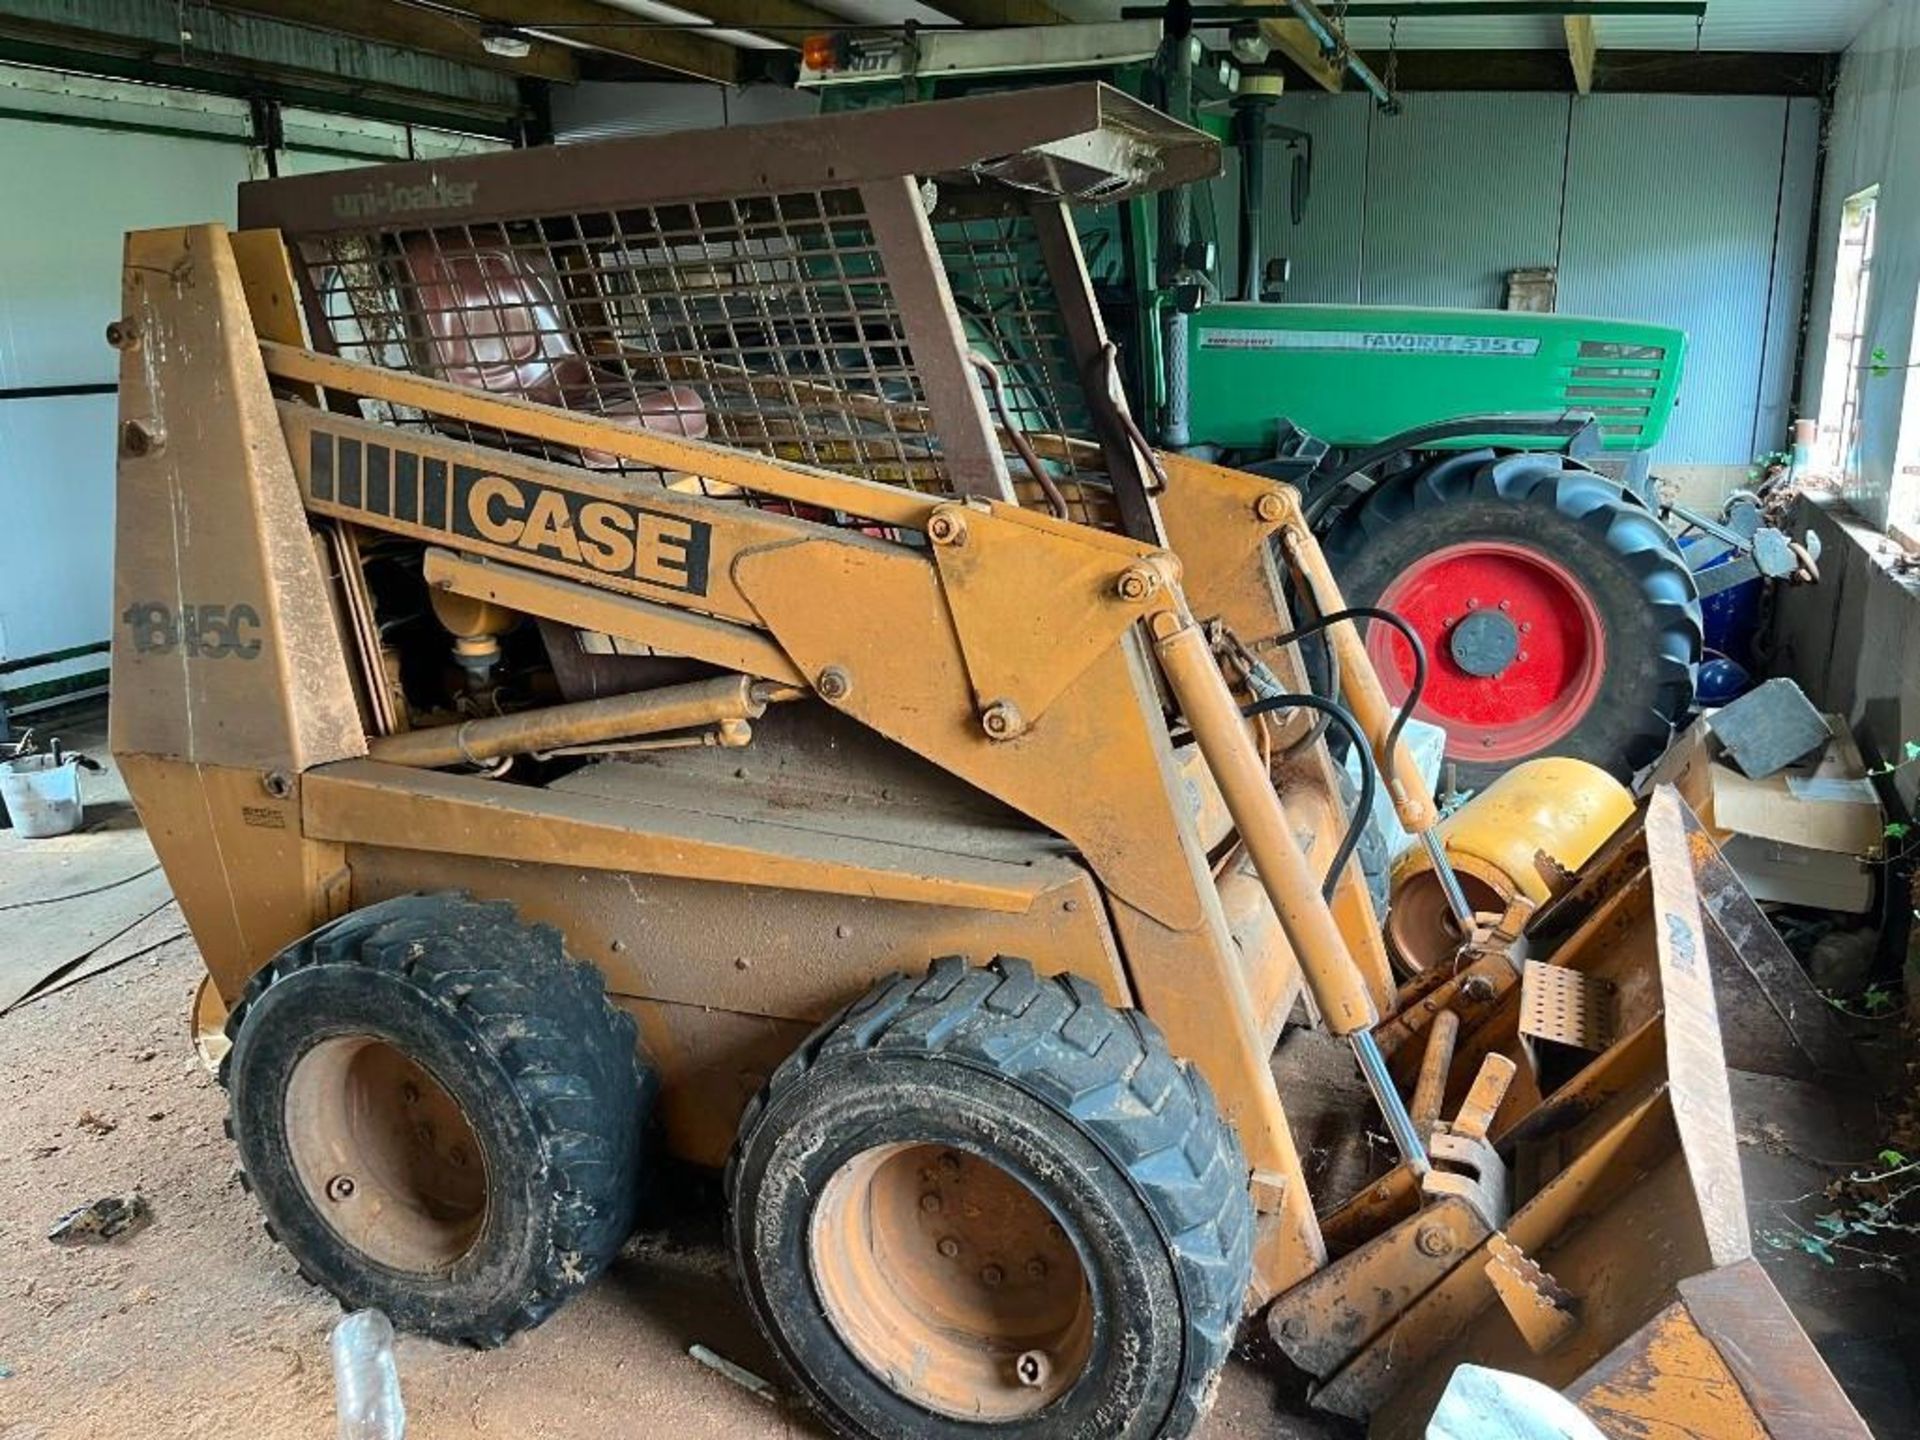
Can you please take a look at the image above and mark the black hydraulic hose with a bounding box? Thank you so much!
[1263,604,1429,780]
[1241,691,1375,903]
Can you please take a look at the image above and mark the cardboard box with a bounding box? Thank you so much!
[1643,712,1883,913]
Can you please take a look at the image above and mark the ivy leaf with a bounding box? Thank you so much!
[1799,1234,1837,1264]
[1879,1149,1907,1168]
[1887,822,1910,841]
[1871,346,1892,379]
[1906,741,1920,760]
[1816,1211,1849,1235]
[1863,986,1895,1015]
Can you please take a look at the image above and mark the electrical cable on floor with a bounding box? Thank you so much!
[1240,691,1374,902]
[0,862,162,913]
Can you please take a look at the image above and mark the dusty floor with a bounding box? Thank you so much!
[0,936,1340,1440]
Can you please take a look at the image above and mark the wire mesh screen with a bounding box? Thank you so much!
[294,189,953,507]
[935,210,1119,532]
[289,189,1122,530]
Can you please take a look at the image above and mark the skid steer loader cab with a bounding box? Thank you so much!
[109,86,1865,1438]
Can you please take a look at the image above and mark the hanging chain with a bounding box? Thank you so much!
[1384,15,1401,101]
[1695,13,1705,53]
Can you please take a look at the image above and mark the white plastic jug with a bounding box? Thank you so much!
[0,753,84,838]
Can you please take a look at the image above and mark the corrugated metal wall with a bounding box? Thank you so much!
[1246,91,1819,467]
[552,82,818,143]
[1361,92,1570,310]
[1559,95,1812,462]
[0,66,505,710]
[0,0,519,111]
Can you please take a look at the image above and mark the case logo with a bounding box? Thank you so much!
[305,429,712,597]
[455,474,708,593]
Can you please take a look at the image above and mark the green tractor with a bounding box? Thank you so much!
[802,20,1701,787]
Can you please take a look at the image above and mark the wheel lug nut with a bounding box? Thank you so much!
[1520,622,1533,633]
[979,1264,1004,1286]
[1025,1257,1048,1279]
[325,1174,356,1202]
[920,1193,943,1214]
[1014,1349,1052,1388]
[1497,599,1511,612]
[937,1236,960,1258]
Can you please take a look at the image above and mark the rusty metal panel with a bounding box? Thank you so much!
[237,85,1216,236]
[110,227,366,772]
[1645,786,1752,1270]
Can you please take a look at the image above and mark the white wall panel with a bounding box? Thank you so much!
[0,119,251,390]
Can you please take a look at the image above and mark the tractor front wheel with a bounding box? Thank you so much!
[1324,451,1700,789]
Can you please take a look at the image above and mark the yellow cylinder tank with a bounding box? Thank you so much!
[1388,757,1634,972]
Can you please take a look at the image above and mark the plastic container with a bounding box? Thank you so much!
[331,1309,406,1440]
[0,753,84,838]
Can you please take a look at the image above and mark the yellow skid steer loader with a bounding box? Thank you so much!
[108,85,1867,1438]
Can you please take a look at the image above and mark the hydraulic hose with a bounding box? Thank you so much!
[1262,604,1429,777]
[1241,691,1375,903]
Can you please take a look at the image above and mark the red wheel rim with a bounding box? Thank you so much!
[1369,540,1606,765]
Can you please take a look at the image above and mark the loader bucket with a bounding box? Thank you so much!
[1267,786,1871,1438]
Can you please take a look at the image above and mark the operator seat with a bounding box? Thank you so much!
[401,232,708,469]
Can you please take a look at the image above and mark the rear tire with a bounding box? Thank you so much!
[1324,450,1699,788]
[221,893,651,1345]
[727,956,1253,1440]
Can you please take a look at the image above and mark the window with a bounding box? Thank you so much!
[1814,186,1879,480]
[1893,289,1920,534]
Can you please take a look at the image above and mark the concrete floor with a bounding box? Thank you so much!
[0,711,1344,1440]
[0,709,1910,1439]
[0,936,1351,1440]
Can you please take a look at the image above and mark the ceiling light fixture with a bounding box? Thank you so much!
[480,26,534,59]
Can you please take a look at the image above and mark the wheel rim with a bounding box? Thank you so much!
[1387,869,1508,974]
[1370,540,1607,765]
[808,1142,1094,1421]
[285,1036,488,1274]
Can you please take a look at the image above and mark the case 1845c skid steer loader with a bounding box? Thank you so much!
[110,85,1867,1438]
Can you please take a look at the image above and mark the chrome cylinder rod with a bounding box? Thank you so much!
[1352,1029,1430,1176]
[1421,828,1477,934]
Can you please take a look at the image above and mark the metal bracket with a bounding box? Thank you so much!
[1520,960,1617,1053]
[1486,1232,1581,1355]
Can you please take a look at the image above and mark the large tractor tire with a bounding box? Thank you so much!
[221,894,652,1345]
[1323,450,1700,790]
[728,956,1253,1440]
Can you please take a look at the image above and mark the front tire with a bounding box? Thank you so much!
[1324,450,1699,788]
[728,956,1253,1440]
[222,893,652,1345]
